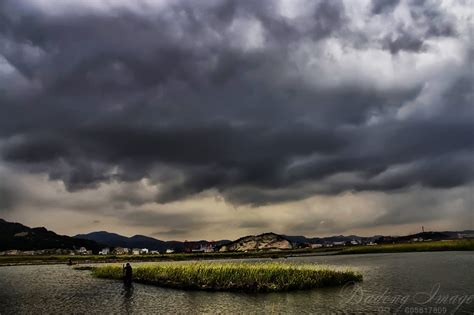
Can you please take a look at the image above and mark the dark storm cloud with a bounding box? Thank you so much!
[0,0,472,206]
[372,0,400,15]
[372,0,456,53]
[382,30,425,54]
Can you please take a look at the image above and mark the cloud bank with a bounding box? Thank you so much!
[0,0,472,238]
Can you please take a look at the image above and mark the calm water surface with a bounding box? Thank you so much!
[0,251,473,314]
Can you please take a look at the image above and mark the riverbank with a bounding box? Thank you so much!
[87,262,362,292]
[0,248,337,266]
[336,239,474,255]
[1,239,473,266]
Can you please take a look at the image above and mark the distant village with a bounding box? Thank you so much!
[0,241,217,256]
[2,231,473,256]
[95,241,217,256]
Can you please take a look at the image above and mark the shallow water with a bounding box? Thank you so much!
[0,251,473,314]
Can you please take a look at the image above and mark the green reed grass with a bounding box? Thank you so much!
[91,261,362,292]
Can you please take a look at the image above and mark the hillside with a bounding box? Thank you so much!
[74,231,230,252]
[74,232,197,252]
[75,231,168,251]
[219,233,293,252]
[0,218,102,252]
[74,231,130,247]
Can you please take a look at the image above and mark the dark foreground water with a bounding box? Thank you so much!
[0,251,473,314]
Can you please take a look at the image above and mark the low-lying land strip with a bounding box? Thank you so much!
[1,239,473,266]
[0,248,337,266]
[87,262,362,292]
[336,239,474,255]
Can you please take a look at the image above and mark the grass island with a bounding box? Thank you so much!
[83,262,362,292]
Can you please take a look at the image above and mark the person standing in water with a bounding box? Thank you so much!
[123,263,133,286]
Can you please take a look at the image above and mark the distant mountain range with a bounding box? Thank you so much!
[74,229,474,251]
[73,231,194,252]
[74,231,232,252]
[0,218,102,252]
[1,218,473,252]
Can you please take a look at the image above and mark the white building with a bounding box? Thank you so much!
[140,248,149,254]
[311,244,323,248]
[165,249,175,254]
[132,248,140,255]
[99,248,110,255]
[150,250,160,255]
[76,247,88,255]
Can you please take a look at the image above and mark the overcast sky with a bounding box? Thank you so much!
[0,0,473,240]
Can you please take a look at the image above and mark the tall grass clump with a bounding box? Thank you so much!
[91,262,362,292]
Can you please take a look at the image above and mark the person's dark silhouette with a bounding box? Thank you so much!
[123,263,133,286]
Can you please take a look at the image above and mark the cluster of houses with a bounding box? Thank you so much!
[98,247,172,255]
[95,241,220,255]
[0,247,93,256]
[458,232,474,239]
[307,239,378,248]
[1,247,184,256]
[183,241,216,253]
[0,247,181,256]
[97,243,218,255]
